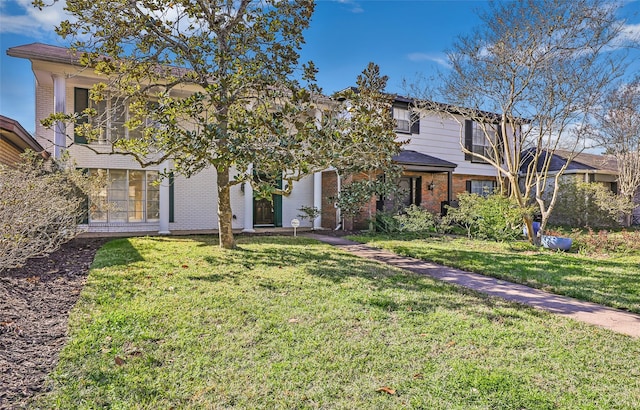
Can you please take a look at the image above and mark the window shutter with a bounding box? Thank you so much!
[495,124,504,164]
[464,120,473,161]
[410,110,420,134]
[611,181,618,194]
[466,180,472,193]
[415,177,422,206]
[74,88,89,144]
[169,172,174,223]
[274,176,283,227]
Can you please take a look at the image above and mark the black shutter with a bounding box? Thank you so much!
[410,110,420,134]
[466,180,472,193]
[74,88,89,144]
[464,120,473,161]
[415,177,422,206]
[611,181,618,194]
[495,124,504,164]
[169,172,175,223]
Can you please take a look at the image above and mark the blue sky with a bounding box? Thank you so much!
[1,0,640,134]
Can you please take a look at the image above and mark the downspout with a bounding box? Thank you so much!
[335,169,342,230]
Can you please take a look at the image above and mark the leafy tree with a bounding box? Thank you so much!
[589,78,640,226]
[41,1,400,248]
[0,151,105,272]
[409,0,635,244]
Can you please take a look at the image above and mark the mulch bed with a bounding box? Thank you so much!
[0,238,107,409]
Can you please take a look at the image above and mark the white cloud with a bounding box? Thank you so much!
[407,52,451,69]
[0,0,71,37]
[334,0,363,14]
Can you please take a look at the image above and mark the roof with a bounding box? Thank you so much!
[393,150,457,171]
[6,43,82,66]
[0,115,48,157]
[520,148,618,174]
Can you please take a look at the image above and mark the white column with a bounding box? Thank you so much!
[158,160,171,234]
[242,164,255,232]
[53,75,66,159]
[313,171,322,229]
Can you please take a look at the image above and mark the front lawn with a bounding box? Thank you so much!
[38,236,640,409]
[349,233,640,313]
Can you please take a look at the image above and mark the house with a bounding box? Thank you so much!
[8,43,506,234]
[519,148,640,225]
[0,115,48,167]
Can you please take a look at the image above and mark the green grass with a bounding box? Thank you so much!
[349,233,640,314]
[37,236,640,409]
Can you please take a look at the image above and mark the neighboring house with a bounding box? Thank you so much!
[521,148,619,190]
[0,115,48,167]
[8,43,505,234]
[519,148,640,225]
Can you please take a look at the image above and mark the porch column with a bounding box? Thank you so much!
[447,171,453,203]
[53,74,66,159]
[242,164,255,232]
[158,160,171,234]
[313,171,322,229]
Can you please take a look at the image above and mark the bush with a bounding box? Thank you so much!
[394,204,438,233]
[0,152,104,272]
[373,211,401,233]
[443,192,528,241]
[549,180,633,229]
[572,228,640,255]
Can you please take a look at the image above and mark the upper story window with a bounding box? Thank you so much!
[465,120,499,164]
[74,88,150,144]
[393,106,411,133]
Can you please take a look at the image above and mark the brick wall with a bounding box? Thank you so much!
[321,171,338,229]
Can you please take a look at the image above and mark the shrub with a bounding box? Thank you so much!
[394,204,438,233]
[0,152,105,272]
[443,192,528,241]
[373,211,401,233]
[549,180,634,229]
[572,228,640,255]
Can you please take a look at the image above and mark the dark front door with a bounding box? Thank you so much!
[254,197,274,225]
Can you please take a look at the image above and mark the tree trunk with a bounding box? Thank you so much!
[217,165,236,249]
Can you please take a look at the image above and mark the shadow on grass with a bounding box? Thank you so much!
[91,238,145,269]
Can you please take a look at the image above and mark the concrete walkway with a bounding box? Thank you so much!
[305,234,640,338]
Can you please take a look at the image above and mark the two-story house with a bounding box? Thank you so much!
[8,43,505,234]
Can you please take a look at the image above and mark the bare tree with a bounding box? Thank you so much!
[409,0,635,244]
[589,78,640,226]
[0,152,105,272]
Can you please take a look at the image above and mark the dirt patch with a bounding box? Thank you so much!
[0,238,106,409]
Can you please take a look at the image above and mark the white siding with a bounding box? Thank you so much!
[402,112,499,177]
[282,175,315,227]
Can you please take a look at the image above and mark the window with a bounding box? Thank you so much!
[467,180,496,197]
[393,106,411,133]
[465,120,499,163]
[74,88,150,144]
[87,169,160,223]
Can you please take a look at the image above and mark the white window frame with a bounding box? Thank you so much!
[88,169,160,223]
[470,180,496,197]
[393,106,411,133]
[471,122,497,163]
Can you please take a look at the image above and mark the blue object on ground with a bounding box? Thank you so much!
[522,222,541,237]
[541,235,572,251]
